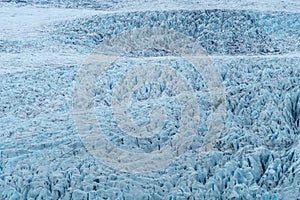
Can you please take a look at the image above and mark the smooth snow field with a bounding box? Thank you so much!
[0,0,300,199]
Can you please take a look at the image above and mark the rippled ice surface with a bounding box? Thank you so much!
[0,1,300,199]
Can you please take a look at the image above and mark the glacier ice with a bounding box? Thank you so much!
[0,1,300,199]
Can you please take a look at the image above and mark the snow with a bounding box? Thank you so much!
[0,0,300,199]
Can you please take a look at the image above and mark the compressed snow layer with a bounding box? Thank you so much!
[1,1,300,200]
[1,0,300,12]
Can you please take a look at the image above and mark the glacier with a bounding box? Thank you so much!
[0,0,300,199]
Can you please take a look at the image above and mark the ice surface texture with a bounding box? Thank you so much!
[1,2,300,200]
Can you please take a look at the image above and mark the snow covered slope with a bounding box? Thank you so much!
[0,1,299,199]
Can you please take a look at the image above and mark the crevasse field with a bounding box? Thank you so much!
[0,0,300,199]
